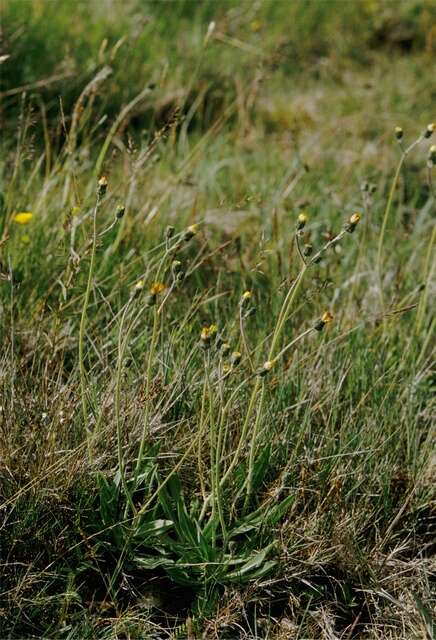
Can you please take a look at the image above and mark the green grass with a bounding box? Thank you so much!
[0,1,435,638]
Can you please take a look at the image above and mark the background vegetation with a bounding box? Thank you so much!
[0,1,435,638]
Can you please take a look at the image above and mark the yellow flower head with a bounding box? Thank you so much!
[150,282,166,296]
[184,224,198,241]
[134,280,144,293]
[14,212,33,225]
[240,290,252,306]
[349,213,361,226]
[97,175,108,196]
[200,324,218,342]
[321,310,334,324]
[230,351,241,366]
[297,212,307,230]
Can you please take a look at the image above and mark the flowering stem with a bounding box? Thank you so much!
[134,307,159,485]
[79,192,101,459]
[115,298,137,517]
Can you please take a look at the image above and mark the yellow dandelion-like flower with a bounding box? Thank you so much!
[184,224,198,241]
[258,360,274,377]
[200,324,218,342]
[97,176,108,196]
[13,212,33,225]
[134,279,144,292]
[297,212,307,230]
[150,282,166,296]
[315,310,334,332]
[230,351,241,366]
[345,212,361,233]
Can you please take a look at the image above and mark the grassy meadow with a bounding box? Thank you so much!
[0,1,435,638]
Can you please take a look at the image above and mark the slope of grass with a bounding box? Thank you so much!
[0,2,435,639]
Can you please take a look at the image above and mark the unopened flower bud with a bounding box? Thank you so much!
[428,145,436,167]
[258,360,274,377]
[183,224,198,241]
[115,205,125,219]
[97,175,108,197]
[303,244,313,257]
[394,126,403,141]
[220,342,231,356]
[165,225,175,239]
[424,123,435,139]
[133,279,144,297]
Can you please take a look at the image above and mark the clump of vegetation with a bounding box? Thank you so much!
[0,2,435,638]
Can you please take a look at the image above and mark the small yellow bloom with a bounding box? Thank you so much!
[258,359,274,377]
[230,351,241,366]
[297,212,307,230]
[97,175,108,196]
[242,290,252,300]
[321,311,334,324]
[134,279,144,292]
[349,213,361,226]
[13,212,33,225]
[184,224,198,241]
[71,206,81,216]
[200,324,218,342]
[150,282,166,296]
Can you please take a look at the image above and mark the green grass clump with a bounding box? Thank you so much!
[0,2,435,638]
